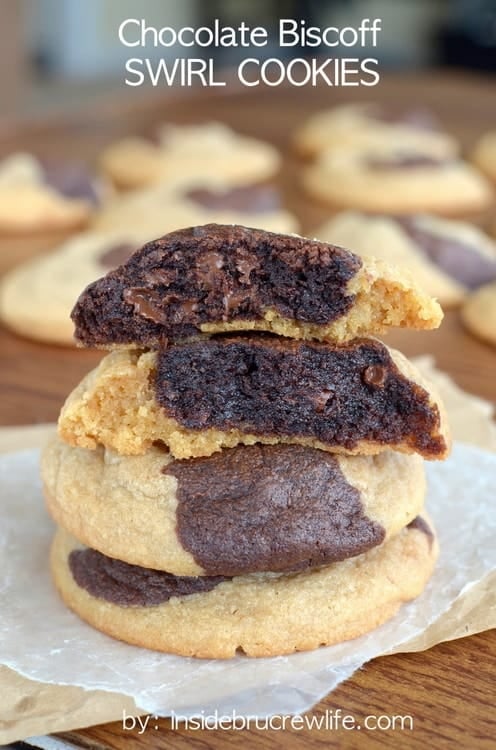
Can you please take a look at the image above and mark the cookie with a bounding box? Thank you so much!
[0,231,152,345]
[42,435,426,576]
[294,102,458,159]
[71,223,443,348]
[50,518,437,658]
[303,145,493,215]
[314,212,496,307]
[92,180,298,236]
[461,282,496,347]
[471,131,496,183]
[100,122,281,190]
[0,153,101,233]
[58,338,450,459]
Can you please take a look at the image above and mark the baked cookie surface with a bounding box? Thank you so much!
[315,212,496,307]
[100,122,281,190]
[51,519,437,658]
[58,339,450,460]
[303,145,493,215]
[472,131,496,183]
[294,103,458,158]
[71,223,443,348]
[42,435,425,576]
[461,282,496,347]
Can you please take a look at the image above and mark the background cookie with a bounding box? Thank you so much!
[42,436,426,576]
[100,122,281,190]
[294,102,458,159]
[0,153,102,233]
[57,342,450,460]
[0,231,152,345]
[315,212,496,307]
[472,131,496,183]
[51,519,437,658]
[461,282,496,347]
[303,144,493,215]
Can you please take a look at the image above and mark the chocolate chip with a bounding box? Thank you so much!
[362,364,386,387]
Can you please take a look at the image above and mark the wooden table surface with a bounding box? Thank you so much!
[1,72,495,749]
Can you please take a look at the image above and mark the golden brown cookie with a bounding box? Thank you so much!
[50,518,438,658]
[471,131,496,183]
[42,435,426,576]
[58,339,450,460]
[71,224,443,349]
[461,282,496,347]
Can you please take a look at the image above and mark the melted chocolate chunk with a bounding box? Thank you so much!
[184,184,281,214]
[69,548,228,606]
[396,217,496,290]
[42,162,99,205]
[164,443,385,576]
[71,224,362,347]
[407,516,434,549]
[366,154,449,171]
[155,336,446,458]
[99,243,137,270]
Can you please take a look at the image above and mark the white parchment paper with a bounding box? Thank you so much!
[1,441,495,719]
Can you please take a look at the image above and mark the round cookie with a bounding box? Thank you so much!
[294,102,458,159]
[461,282,496,347]
[57,341,450,460]
[314,212,496,307]
[0,153,102,233]
[100,122,281,190]
[472,131,496,183]
[303,145,493,215]
[42,435,426,576]
[92,179,298,235]
[0,231,156,345]
[51,518,438,658]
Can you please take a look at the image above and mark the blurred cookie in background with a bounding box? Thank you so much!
[293,102,458,159]
[461,282,496,347]
[100,122,281,190]
[314,212,496,307]
[0,231,146,345]
[472,131,496,183]
[0,153,104,233]
[93,178,299,235]
[303,144,493,215]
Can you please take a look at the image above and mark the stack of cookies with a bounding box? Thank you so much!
[42,224,450,658]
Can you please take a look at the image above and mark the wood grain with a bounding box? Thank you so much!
[1,72,495,749]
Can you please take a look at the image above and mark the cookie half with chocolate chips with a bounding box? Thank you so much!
[58,336,450,460]
[0,231,153,345]
[50,516,438,658]
[71,223,443,348]
[42,435,426,576]
[315,212,496,307]
[303,144,493,215]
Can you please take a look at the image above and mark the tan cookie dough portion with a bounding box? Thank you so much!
[0,230,153,345]
[315,213,496,308]
[51,520,438,658]
[93,181,298,236]
[0,153,93,233]
[42,435,426,575]
[57,345,450,460]
[100,122,281,190]
[472,131,496,183]
[461,282,496,347]
[303,145,493,215]
[294,103,458,158]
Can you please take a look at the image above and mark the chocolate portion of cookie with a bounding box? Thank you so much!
[370,106,438,131]
[155,336,446,458]
[397,217,496,290]
[69,547,228,606]
[366,154,450,171]
[164,443,385,576]
[407,516,434,549]
[99,243,137,270]
[42,162,100,205]
[184,184,280,214]
[71,224,362,346]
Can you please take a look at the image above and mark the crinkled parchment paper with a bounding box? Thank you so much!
[0,358,495,743]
